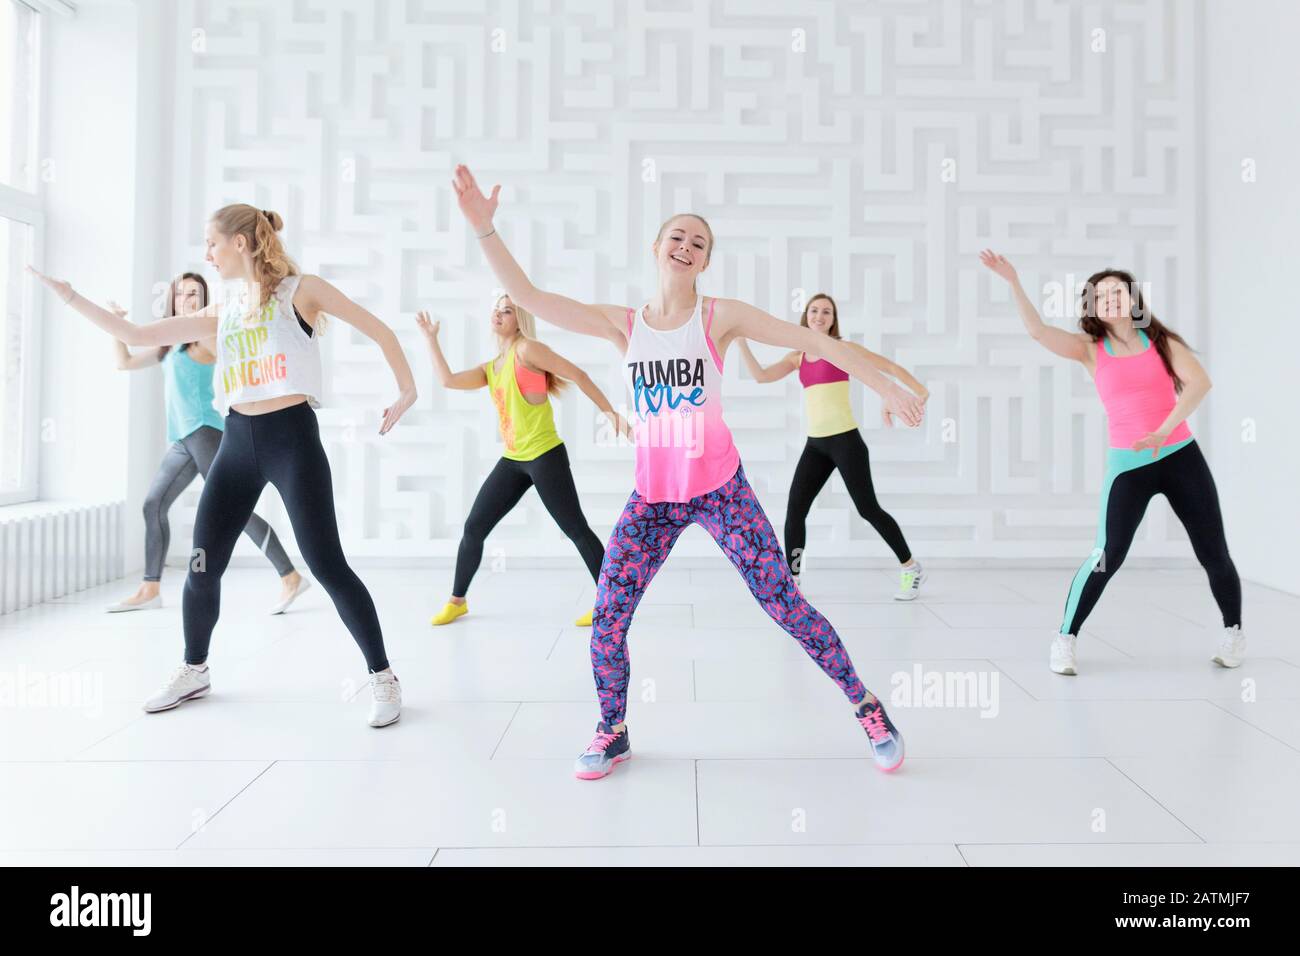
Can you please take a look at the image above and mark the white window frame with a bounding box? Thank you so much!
[0,0,47,504]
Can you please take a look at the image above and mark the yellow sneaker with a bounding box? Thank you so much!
[431,601,468,626]
[574,608,594,627]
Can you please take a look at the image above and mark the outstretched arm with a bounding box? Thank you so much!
[29,266,216,345]
[711,297,924,427]
[844,341,929,403]
[979,250,1090,363]
[451,164,628,349]
[105,302,165,370]
[297,275,417,435]
[736,339,800,383]
[415,312,488,390]
[516,338,633,440]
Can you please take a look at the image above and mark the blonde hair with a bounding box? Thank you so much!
[493,295,566,397]
[210,204,303,320]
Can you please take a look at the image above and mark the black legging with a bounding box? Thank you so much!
[182,402,388,672]
[1061,440,1241,636]
[453,442,605,597]
[784,428,911,572]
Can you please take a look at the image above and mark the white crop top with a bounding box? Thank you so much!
[213,275,323,415]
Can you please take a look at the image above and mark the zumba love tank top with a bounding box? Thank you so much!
[214,275,323,415]
[622,296,740,503]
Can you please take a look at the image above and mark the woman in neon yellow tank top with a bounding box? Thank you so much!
[418,294,631,627]
[736,292,929,600]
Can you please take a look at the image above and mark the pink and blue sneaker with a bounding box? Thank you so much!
[856,698,905,772]
[573,721,631,780]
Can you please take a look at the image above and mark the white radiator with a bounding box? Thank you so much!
[0,502,125,615]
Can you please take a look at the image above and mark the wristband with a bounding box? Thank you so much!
[476,227,496,240]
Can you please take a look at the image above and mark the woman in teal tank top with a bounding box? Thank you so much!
[106,273,309,615]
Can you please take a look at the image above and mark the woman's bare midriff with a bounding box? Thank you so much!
[231,393,310,416]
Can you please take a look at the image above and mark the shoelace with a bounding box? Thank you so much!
[371,674,399,703]
[858,706,891,743]
[585,730,618,754]
[163,664,199,690]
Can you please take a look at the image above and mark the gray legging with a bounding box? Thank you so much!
[142,425,295,581]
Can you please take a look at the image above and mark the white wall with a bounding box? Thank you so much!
[155,0,1202,566]
[1203,0,1300,595]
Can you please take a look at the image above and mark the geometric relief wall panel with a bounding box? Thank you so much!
[167,0,1199,562]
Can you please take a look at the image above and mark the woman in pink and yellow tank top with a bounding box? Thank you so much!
[454,164,926,778]
[736,293,929,601]
[981,251,1242,677]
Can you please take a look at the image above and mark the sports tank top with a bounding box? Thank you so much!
[623,296,740,502]
[1093,330,1192,448]
[162,346,224,443]
[798,352,857,438]
[214,275,322,415]
[483,341,563,462]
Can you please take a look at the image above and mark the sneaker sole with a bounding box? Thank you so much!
[142,684,210,713]
[369,712,401,728]
[574,752,631,780]
[107,603,160,614]
[1212,656,1243,668]
[1051,664,1077,676]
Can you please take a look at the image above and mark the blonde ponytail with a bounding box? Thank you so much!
[210,203,301,321]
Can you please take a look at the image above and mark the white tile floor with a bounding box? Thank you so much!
[1,562,1296,867]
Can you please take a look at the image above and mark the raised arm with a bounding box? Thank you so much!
[296,275,417,435]
[29,266,216,346]
[451,164,628,349]
[710,297,924,427]
[736,339,800,384]
[979,250,1090,363]
[516,338,633,440]
[414,312,488,390]
[1133,339,1212,458]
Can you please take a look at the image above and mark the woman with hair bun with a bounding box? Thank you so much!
[30,204,417,727]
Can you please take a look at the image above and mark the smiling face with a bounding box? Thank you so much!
[653,215,712,287]
[1093,275,1133,325]
[804,296,836,336]
[203,220,248,280]
[173,277,204,316]
[491,295,520,337]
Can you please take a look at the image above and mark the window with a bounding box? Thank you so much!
[0,0,42,504]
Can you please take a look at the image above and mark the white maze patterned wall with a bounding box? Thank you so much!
[165,0,1199,565]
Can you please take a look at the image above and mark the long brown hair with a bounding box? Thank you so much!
[799,293,842,340]
[158,272,209,358]
[493,296,566,397]
[1078,269,1189,392]
[210,204,300,313]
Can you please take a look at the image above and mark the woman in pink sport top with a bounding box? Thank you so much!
[453,164,926,779]
[980,251,1243,677]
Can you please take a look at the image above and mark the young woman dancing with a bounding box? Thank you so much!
[106,272,310,615]
[736,292,928,600]
[980,250,1243,674]
[31,204,416,726]
[453,164,925,778]
[416,294,629,627]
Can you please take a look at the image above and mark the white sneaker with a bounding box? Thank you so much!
[1212,625,1246,668]
[107,594,162,613]
[143,663,211,713]
[368,671,401,728]
[269,577,312,615]
[893,562,925,601]
[1050,634,1077,675]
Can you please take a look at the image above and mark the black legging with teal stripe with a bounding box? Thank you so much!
[1060,439,1241,636]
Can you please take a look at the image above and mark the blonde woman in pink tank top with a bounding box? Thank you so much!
[981,251,1243,677]
[454,164,926,779]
